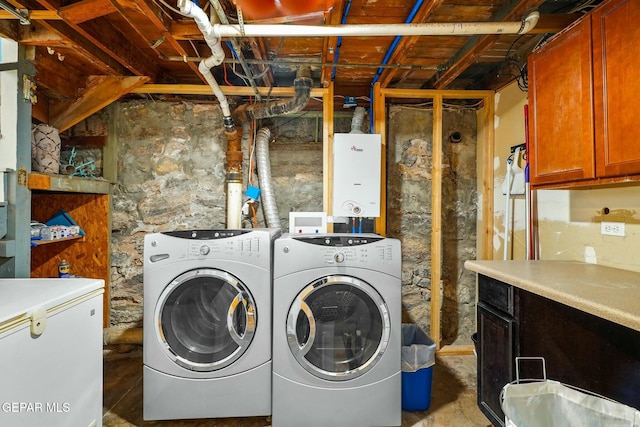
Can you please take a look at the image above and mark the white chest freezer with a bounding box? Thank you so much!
[0,278,104,427]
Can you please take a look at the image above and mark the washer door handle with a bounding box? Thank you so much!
[290,300,316,356]
[227,292,256,346]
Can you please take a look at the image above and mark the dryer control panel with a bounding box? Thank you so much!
[188,236,263,259]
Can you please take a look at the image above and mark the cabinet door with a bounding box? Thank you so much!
[593,0,640,178]
[528,18,595,187]
[477,302,515,427]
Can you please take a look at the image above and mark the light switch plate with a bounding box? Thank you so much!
[601,221,625,237]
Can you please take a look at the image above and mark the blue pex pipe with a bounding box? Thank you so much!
[369,0,425,130]
[331,0,353,80]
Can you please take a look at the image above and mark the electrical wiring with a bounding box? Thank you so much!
[223,63,233,86]
[391,100,485,111]
[230,62,251,86]
[155,0,190,17]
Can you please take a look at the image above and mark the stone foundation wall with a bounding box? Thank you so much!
[387,105,477,345]
[109,100,477,345]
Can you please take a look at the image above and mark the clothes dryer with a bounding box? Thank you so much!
[143,229,279,421]
[272,233,402,427]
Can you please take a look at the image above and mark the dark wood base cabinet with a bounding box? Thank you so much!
[476,274,640,427]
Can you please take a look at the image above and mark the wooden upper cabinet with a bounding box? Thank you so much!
[593,0,640,178]
[528,17,594,187]
[528,0,640,189]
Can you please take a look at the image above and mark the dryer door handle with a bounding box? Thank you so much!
[227,292,256,346]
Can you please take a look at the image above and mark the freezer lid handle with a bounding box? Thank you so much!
[30,306,46,336]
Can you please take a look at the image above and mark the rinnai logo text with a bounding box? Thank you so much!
[2,402,71,413]
[350,145,364,152]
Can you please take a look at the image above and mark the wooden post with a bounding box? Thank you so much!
[372,82,387,236]
[431,94,443,348]
[480,97,495,260]
[323,83,334,231]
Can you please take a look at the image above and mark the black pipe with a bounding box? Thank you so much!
[232,67,313,123]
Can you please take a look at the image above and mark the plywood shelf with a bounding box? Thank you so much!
[31,192,110,327]
[28,172,111,194]
[31,235,84,246]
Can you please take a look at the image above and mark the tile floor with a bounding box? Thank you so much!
[103,350,491,427]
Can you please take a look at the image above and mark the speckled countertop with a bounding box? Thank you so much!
[464,260,640,333]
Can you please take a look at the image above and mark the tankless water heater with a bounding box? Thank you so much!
[332,133,381,218]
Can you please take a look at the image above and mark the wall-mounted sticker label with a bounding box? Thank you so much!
[17,168,27,186]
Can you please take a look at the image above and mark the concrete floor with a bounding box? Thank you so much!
[103,351,490,427]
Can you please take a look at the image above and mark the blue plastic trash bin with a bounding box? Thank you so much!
[401,323,436,411]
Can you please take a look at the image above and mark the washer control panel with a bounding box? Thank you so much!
[288,234,396,266]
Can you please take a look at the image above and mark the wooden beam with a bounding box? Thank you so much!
[103,327,142,345]
[529,13,582,34]
[59,0,117,24]
[429,0,546,89]
[49,75,149,132]
[247,37,275,87]
[33,47,84,100]
[0,10,62,20]
[64,136,108,147]
[29,19,131,76]
[70,16,161,78]
[111,0,202,83]
[32,90,49,123]
[320,0,344,88]
[377,0,444,89]
[170,19,202,40]
[437,344,475,356]
[18,24,66,46]
[21,0,161,78]
[131,83,328,98]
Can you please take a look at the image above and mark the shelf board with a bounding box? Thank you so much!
[31,235,84,246]
[28,172,111,194]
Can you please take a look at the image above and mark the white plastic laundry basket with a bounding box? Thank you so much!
[501,358,640,427]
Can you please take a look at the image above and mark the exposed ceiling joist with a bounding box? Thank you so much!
[49,75,149,131]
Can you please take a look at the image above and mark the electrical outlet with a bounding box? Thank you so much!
[601,221,625,237]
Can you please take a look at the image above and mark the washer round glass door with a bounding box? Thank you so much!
[156,268,256,371]
[287,275,390,381]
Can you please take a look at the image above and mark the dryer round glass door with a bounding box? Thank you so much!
[156,268,257,371]
[286,275,390,381]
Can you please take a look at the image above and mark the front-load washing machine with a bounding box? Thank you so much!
[143,228,280,421]
[272,234,402,427]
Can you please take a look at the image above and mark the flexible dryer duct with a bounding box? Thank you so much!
[254,128,280,228]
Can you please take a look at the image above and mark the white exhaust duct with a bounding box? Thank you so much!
[350,106,366,134]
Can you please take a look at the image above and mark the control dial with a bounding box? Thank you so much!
[199,245,211,255]
[334,252,345,263]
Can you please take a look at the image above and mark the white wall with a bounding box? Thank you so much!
[0,38,18,202]
[495,82,640,272]
[493,81,529,260]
